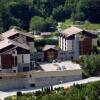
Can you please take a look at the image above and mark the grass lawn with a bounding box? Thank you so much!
[61,19,100,30]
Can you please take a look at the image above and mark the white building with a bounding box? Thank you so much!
[59,26,97,60]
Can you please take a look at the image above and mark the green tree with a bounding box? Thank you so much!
[52,5,66,21]
[45,16,57,31]
[76,0,100,23]
[29,16,46,32]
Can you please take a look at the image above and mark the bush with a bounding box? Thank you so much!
[17,91,22,97]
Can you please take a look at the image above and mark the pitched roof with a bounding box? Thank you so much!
[1,28,34,39]
[62,26,83,37]
[43,45,57,51]
[61,26,97,38]
[0,39,30,50]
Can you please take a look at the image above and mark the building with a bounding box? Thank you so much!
[43,45,58,62]
[59,26,97,60]
[0,27,83,90]
[40,32,52,38]
[0,39,31,72]
[1,27,34,52]
[0,27,34,72]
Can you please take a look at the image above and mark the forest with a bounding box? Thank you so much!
[0,0,100,32]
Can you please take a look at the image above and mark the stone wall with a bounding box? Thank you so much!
[28,69,82,87]
[0,77,29,91]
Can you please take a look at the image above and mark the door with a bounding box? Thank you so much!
[1,54,13,69]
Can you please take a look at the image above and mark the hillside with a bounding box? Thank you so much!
[61,19,100,30]
[0,0,100,32]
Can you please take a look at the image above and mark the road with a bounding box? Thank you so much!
[0,77,100,100]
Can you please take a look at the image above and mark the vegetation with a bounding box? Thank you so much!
[61,19,100,30]
[0,0,100,32]
[5,81,100,100]
[80,55,100,77]
[30,16,57,33]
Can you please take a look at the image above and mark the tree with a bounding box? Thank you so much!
[45,16,57,31]
[73,12,85,21]
[82,55,100,77]
[7,1,33,30]
[76,0,100,23]
[29,16,46,32]
[52,5,66,21]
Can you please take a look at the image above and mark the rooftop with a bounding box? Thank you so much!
[43,45,57,51]
[61,26,97,37]
[1,28,34,39]
[0,39,30,51]
[40,61,81,72]
[62,26,82,37]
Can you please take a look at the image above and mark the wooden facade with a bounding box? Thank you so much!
[44,49,58,62]
[0,46,30,69]
[1,54,13,69]
[80,37,92,55]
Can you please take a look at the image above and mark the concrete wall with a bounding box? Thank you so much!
[32,52,44,62]
[74,35,80,60]
[0,69,82,90]
[57,50,74,60]
[0,77,28,91]
[17,54,23,64]
[66,40,73,51]
[34,75,82,87]
[92,39,97,47]
[29,70,82,78]
[29,42,34,53]
[28,69,82,87]
[23,54,30,64]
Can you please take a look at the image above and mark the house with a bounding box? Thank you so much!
[1,27,34,52]
[40,32,52,37]
[59,26,97,60]
[0,27,34,72]
[0,39,31,72]
[43,45,58,62]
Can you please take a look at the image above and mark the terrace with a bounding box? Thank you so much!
[40,61,81,72]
